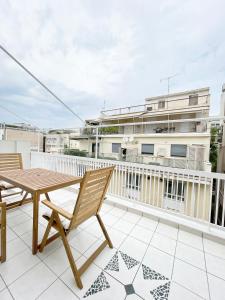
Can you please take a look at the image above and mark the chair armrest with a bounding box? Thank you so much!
[42,200,73,220]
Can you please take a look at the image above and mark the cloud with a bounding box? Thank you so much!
[0,0,225,127]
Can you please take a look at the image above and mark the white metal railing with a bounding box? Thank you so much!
[31,152,225,232]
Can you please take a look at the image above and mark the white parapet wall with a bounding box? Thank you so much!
[0,140,31,168]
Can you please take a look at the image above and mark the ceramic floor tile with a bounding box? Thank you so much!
[101,214,120,227]
[178,229,203,251]
[176,242,205,270]
[113,219,135,234]
[44,246,82,276]
[169,282,203,300]
[126,294,143,300]
[0,275,6,291]
[150,232,177,256]
[101,248,141,285]
[205,253,225,280]
[7,213,31,228]
[122,212,141,224]
[203,237,225,260]
[13,219,33,236]
[38,279,78,300]
[0,288,13,300]
[20,225,46,248]
[6,228,17,243]
[84,239,117,269]
[119,236,148,262]
[69,230,98,254]
[0,249,40,285]
[78,217,96,229]
[133,260,170,300]
[84,222,105,239]
[208,273,225,300]
[130,225,154,244]
[109,207,126,218]
[101,203,114,214]
[106,227,127,248]
[7,237,28,260]
[61,256,126,299]
[172,259,209,299]
[142,246,174,280]
[137,216,158,231]
[156,222,178,240]
[9,262,57,300]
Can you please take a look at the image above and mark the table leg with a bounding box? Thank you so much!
[32,192,40,254]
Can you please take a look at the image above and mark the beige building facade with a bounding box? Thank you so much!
[0,123,43,151]
[84,87,211,171]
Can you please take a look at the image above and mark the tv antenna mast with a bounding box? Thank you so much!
[160,73,179,94]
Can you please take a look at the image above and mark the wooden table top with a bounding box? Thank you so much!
[0,168,82,193]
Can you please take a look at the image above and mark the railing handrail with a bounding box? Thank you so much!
[31,152,225,180]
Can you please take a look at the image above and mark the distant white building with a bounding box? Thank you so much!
[84,87,211,171]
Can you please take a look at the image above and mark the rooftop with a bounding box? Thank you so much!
[1,188,225,300]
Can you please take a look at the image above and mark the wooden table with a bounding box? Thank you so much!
[0,168,82,254]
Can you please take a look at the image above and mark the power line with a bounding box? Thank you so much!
[0,44,84,123]
[0,102,39,128]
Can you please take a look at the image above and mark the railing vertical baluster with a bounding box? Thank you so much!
[215,179,220,225]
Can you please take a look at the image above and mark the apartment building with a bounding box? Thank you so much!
[45,129,82,153]
[0,123,43,151]
[85,87,211,171]
[70,87,211,213]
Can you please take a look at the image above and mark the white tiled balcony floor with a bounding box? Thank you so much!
[1,189,225,300]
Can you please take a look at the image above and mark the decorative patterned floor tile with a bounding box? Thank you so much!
[119,251,140,270]
[125,284,136,295]
[104,251,119,272]
[83,272,110,298]
[150,282,170,300]
[142,264,169,280]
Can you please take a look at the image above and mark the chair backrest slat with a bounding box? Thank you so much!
[0,153,23,171]
[69,166,114,230]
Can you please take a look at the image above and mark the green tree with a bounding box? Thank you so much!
[64,148,87,157]
[210,127,219,172]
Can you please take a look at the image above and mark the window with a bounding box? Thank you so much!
[141,144,154,155]
[112,143,121,153]
[171,144,187,157]
[189,94,198,106]
[158,100,165,109]
[164,180,185,201]
[126,173,141,190]
[147,106,152,111]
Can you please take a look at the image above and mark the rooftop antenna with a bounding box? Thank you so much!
[102,100,106,111]
[160,73,179,94]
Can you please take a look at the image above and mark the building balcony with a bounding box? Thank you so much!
[97,121,209,136]
[1,152,225,299]
[100,93,209,118]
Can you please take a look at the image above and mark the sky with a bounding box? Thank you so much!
[0,0,225,129]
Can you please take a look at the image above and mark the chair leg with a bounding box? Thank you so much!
[39,213,54,252]
[96,214,113,248]
[1,203,6,262]
[54,213,83,289]
[19,192,29,206]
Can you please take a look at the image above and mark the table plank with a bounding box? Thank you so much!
[0,168,81,193]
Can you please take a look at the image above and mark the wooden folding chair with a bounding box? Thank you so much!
[39,166,115,289]
[0,202,6,262]
[0,153,30,209]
